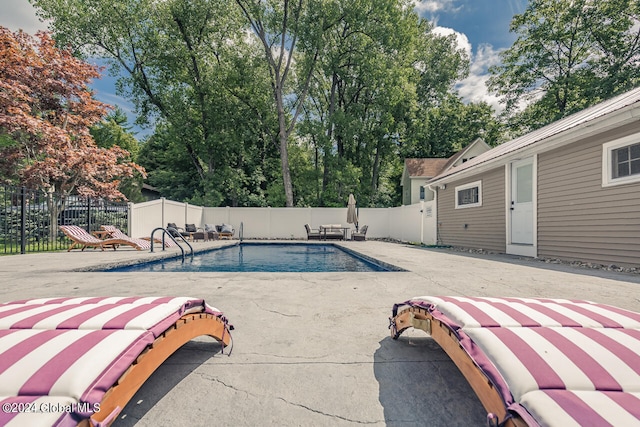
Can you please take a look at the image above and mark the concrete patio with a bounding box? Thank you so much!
[1,240,639,426]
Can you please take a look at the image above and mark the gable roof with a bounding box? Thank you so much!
[404,138,491,180]
[428,87,640,185]
[404,158,451,178]
[440,137,491,171]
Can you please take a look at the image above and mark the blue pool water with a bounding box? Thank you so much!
[109,243,397,272]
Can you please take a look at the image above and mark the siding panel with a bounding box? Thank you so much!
[437,168,505,252]
[537,125,640,267]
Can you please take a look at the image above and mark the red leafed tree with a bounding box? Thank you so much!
[0,27,145,201]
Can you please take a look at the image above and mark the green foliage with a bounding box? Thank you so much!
[91,108,140,160]
[403,96,503,159]
[33,0,511,208]
[489,0,640,132]
[90,108,145,202]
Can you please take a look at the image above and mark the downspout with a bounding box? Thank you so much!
[427,183,438,246]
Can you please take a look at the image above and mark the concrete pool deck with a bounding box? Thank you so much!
[1,240,639,426]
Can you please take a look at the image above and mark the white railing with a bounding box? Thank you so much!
[129,198,437,244]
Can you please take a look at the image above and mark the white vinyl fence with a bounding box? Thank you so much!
[129,198,437,244]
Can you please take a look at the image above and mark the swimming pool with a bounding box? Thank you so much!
[108,243,400,273]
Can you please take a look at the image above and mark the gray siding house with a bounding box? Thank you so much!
[428,88,640,268]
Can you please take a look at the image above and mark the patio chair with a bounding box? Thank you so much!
[184,223,209,241]
[204,223,219,241]
[304,224,321,240]
[389,296,640,427]
[100,225,151,250]
[0,296,233,426]
[216,224,235,240]
[59,225,137,252]
[351,225,368,241]
[190,224,219,242]
[167,223,190,239]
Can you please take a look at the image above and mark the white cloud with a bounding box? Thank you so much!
[432,25,472,58]
[456,44,504,112]
[429,26,505,113]
[412,0,460,14]
[0,0,48,35]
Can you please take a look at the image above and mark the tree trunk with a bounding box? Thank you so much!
[275,88,295,207]
[371,140,381,199]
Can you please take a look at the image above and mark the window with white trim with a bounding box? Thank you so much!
[602,134,640,187]
[455,180,482,209]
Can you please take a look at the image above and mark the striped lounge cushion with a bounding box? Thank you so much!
[399,296,640,427]
[0,296,224,427]
[100,226,151,250]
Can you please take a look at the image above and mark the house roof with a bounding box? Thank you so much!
[404,158,451,178]
[429,87,640,184]
[404,137,491,180]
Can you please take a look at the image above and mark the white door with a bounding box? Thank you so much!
[510,158,534,244]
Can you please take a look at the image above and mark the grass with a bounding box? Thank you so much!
[0,240,67,255]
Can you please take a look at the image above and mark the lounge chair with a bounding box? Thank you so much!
[59,225,136,252]
[304,224,321,240]
[100,225,151,250]
[389,296,640,427]
[0,296,233,426]
[351,225,368,241]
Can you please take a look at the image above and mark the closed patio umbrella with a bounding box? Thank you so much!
[347,194,358,231]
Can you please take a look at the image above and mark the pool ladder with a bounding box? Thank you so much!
[150,227,194,262]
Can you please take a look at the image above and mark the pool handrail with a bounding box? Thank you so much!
[150,227,193,262]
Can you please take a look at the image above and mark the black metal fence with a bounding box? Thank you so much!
[0,184,129,255]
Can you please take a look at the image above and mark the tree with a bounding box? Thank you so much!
[91,107,140,159]
[402,95,503,159]
[0,27,144,201]
[299,3,471,206]
[90,108,145,201]
[34,0,282,207]
[488,0,640,132]
[234,0,335,206]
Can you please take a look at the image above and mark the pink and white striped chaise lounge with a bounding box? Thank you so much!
[390,296,640,427]
[0,296,233,427]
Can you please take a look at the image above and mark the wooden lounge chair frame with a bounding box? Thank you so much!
[83,310,231,427]
[60,225,137,251]
[100,225,151,250]
[390,305,527,427]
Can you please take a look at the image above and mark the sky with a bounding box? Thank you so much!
[1,0,528,132]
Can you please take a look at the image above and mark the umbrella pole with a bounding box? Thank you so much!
[356,206,359,232]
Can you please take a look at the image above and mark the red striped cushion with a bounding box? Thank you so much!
[397,296,640,427]
[0,329,153,402]
[101,226,151,250]
[59,225,102,244]
[411,296,640,329]
[0,296,226,426]
[0,395,79,426]
[0,297,221,336]
[520,390,640,427]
